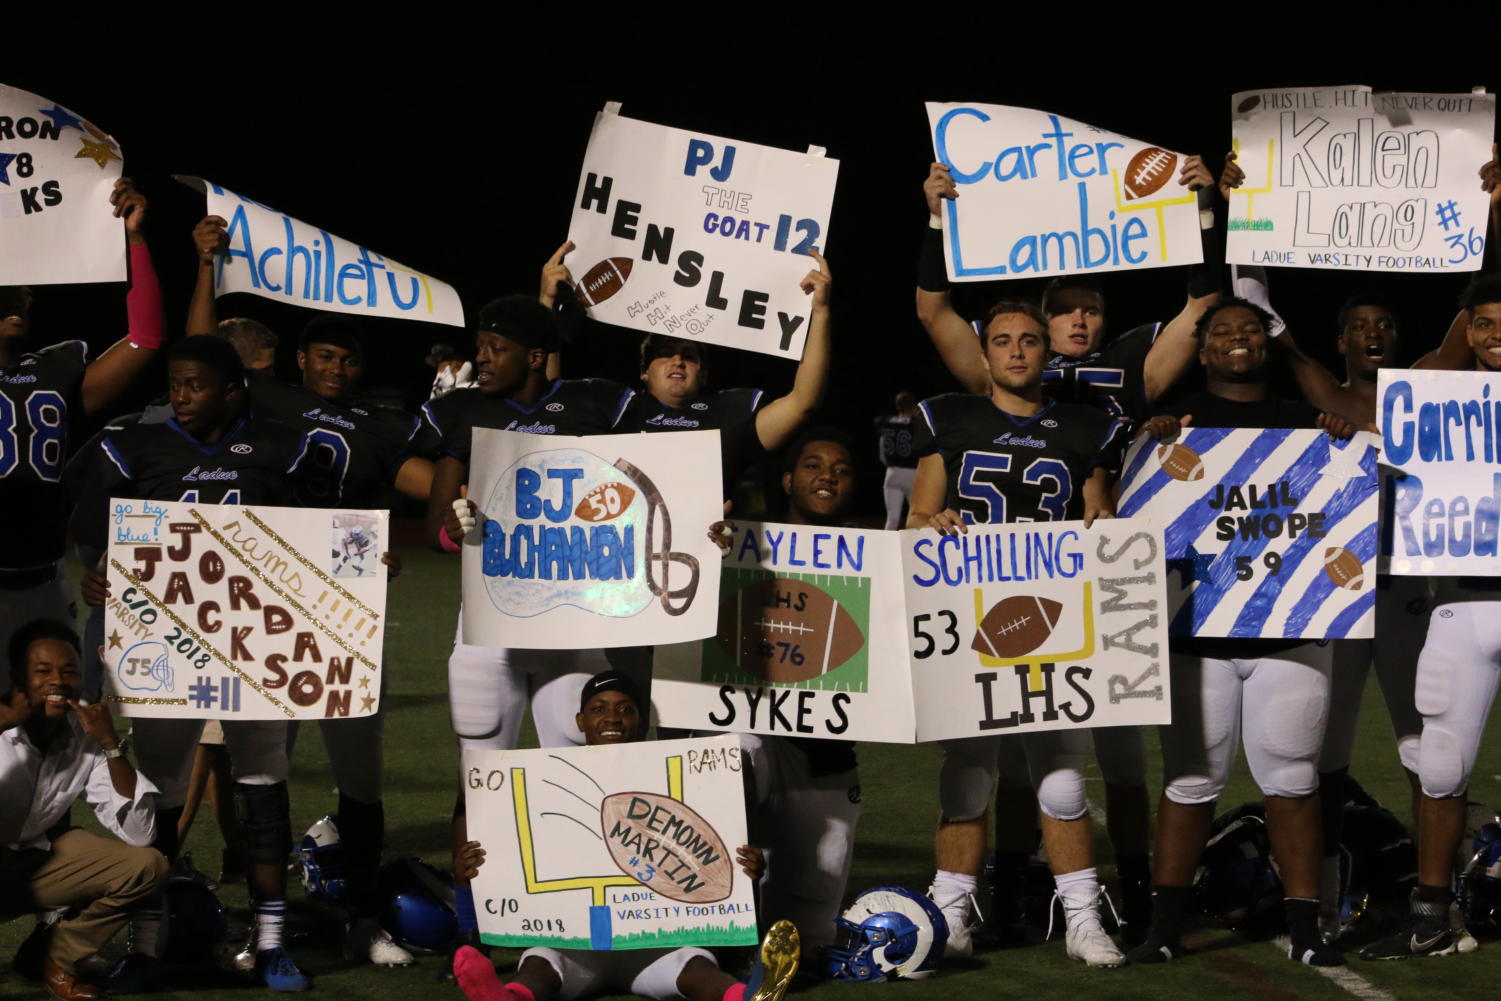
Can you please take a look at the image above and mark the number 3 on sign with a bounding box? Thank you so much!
[912,611,960,659]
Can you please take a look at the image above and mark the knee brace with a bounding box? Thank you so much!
[1034,766,1087,821]
[1419,723,1469,799]
[938,740,1001,822]
[1165,773,1222,806]
[235,781,292,866]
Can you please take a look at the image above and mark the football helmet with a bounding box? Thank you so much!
[821,886,948,981]
[297,814,348,904]
[378,858,458,952]
[1194,805,1284,933]
[1461,822,1501,927]
[162,877,228,965]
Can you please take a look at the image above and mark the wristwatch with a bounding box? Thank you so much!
[102,737,131,761]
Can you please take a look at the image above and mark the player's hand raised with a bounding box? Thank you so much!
[928,508,967,536]
[1481,143,1501,207]
[445,486,478,546]
[380,551,402,580]
[68,698,119,749]
[81,569,111,607]
[193,215,229,265]
[924,162,958,218]
[707,520,736,554]
[800,250,831,311]
[539,241,575,310]
[1218,152,1244,202]
[111,178,147,241]
[1179,154,1214,191]
[735,844,765,881]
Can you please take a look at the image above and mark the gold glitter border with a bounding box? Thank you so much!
[109,558,293,717]
[106,696,188,706]
[190,510,377,671]
[241,509,379,621]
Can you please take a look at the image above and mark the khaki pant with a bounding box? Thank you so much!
[0,829,168,973]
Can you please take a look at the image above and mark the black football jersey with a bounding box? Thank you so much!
[71,414,311,551]
[0,340,87,567]
[246,372,419,508]
[1042,321,1159,425]
[415,378,634,463]
[874,414,918,469]
[620,387,764,492]
[911,393,1128,525]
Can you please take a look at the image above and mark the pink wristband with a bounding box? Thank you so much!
[439,526,462,552]
[125,242,165,350]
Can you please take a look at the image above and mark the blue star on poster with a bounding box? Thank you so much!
[37,104,84,132]
[0,152,15,186]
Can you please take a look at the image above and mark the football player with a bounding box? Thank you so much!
[450,670,799,1001]
[707,427,863,959]
[423,295,635,976]
[1128,299,1353,968]
[1361,275,1501,961]
[907,301,1130,967]
[0,179,163,663]
[73,337,318,991]
[874,391,919,530]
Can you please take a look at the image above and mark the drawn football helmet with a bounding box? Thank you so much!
[820,886,948,981]
[378,858,457,952]
[297,815,348,904]
[162,876,228,965]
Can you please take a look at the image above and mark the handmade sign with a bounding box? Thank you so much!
[0,84,124,284]
[926,101,1202,280]
[464,736,757,950]
[654,522,916,742]
[103,500,387,719]
[1118,428,1379,638]
[1225,86,1495,273]
[1378,369,1501,574]
[461,428,722,648]
[565,106,837,360]
[176,176,463,326]
[903,519,1170,742]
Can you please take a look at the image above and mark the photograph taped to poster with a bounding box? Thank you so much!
[926,101,1202,280]
[902,519,1170,743]
[461,428,722,648]
[566,107,837,360]
[653,522,916,743]
[1225,86,1495,273]
[1378,369,1501,574]
[464,736,756,950]
[177,176,464,326]
[102,500,387,719]
[0,84,124,285]
[1118,428,1378,638]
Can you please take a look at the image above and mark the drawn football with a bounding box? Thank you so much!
[1237,95,1262,114]
[575,257,634,308]
[971,595,1064,659]
[1157,442,1205,482]
[1124,146,1178,200]
[715,577,864,683]
[573,482,636,523]
[600,791,732,903]
[1323,547,1365,591]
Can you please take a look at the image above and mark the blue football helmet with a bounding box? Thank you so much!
[821,886,947,982]
[1461,822,1501,926]
[163,877,228,965]
[1194,805,1284,932]
[297,815,348,904]
[378,858,458,952]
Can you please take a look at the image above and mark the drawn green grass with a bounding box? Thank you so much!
[481,921,757,950]
[1226,218,1275,231]
[701,566,870,693]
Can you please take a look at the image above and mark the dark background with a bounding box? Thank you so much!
[7,18,1498,516]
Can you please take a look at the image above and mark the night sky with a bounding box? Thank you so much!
[7,18,1498,516]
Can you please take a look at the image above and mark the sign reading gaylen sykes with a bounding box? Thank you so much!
[1379,369,1501,574]
[927,102,1202,281]
[1118,428,1379,638]
[103,500,387,720]
[566,108,837,360]
[461,428,723,648]
[653,522,916,743]
[176,176,464,327]
[902,519,1170,743]
[1226,86,1494,273]
[0,85,125,285]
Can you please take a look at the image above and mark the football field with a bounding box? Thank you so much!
[4,545,1499,1001]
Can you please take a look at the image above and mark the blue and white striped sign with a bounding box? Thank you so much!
[1118,428,1378,639]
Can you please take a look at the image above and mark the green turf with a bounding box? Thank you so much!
[4,545,1500,1001]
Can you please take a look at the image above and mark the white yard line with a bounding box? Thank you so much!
[1271,938,1400,1001]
